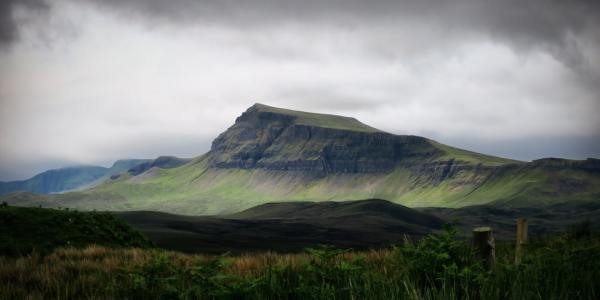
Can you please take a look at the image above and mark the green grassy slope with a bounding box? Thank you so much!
[429,140,520,166]
[5,155,599,215]
[2,104,598,215]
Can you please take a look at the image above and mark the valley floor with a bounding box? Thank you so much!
[114,200,600,254]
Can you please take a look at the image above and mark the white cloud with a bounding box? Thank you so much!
[0,0,599,180]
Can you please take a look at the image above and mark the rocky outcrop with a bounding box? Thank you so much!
[208,104,441,174]
[531,158,600,172]
[109,159,153,174]
[127,156,192,176]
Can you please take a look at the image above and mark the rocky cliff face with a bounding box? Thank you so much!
[208,104,442,174]
[531,158,600,172]
[407,160,498,184]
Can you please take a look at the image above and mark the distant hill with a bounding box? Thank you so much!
[0,159,151,196]
[0,205,153,255]
[116,199,444,253]
[0,156,192,196]
[3,103,600,214]
[420,201,600,237]
[229,199,442,227]
[116,198,600,254]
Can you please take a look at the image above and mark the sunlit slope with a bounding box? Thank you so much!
[5,155,599,215]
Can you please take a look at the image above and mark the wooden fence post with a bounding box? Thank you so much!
[473,227,495,270]
[515,218,528,265]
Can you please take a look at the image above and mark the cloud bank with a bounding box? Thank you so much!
[0,0,599,180]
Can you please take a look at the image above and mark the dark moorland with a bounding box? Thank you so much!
[116,199,443,253]
[116,199,600,254]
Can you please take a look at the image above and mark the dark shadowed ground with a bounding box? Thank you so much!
[116,199,600,254]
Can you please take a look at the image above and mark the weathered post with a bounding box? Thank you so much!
[473,227,495,270]
[515,218,528,265]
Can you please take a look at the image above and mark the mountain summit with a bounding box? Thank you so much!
[209,103,441,173]
[242,103,381,132]
[3,104,599,215]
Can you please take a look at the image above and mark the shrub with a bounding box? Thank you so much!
[568,219,592,240]
[395,225,486,298]
[0,206,153,256]
[296,246,365,298]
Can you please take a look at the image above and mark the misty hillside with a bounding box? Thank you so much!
[0,159,150,196]
[3,104,600,215]
[0,156,194,196]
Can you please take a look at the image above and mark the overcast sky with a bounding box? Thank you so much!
[1,0,599,181]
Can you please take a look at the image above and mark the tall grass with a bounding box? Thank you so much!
[1,229,598,299]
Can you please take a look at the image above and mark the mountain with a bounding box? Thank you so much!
[0,166,107,196]
[0,157,194,196]
[0,159,150,196]
[208,104,514,173]
[116,199,444,253]
[3,103,600,214]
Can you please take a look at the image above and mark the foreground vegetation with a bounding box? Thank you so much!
[1,225,598,300]
[0,205,153,256]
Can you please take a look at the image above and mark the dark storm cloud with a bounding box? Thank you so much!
[0,0,49,49]
[5,0,600,81]
[85,0,600,70]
